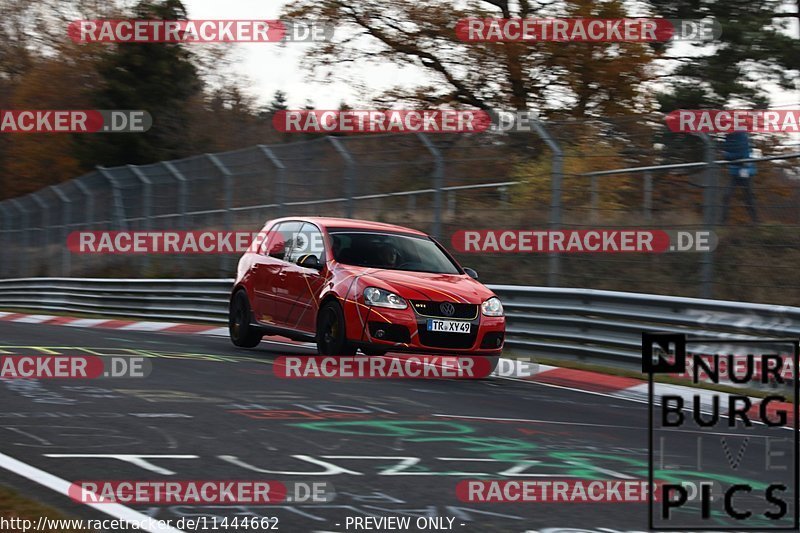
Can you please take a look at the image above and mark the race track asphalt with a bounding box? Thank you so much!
[0,321,796,533]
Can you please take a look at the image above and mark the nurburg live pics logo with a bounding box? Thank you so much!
[643,332,799,530]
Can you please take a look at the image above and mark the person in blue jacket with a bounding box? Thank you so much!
[720,130,758,223]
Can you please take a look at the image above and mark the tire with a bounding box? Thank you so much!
[229,290,262,348]
[316,300,357,356]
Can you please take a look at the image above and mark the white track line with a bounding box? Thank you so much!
[118,321,179,332]
[10,315,57,324]
[62,319,109,328]
[432,413,781,437]
[0,451,185,533]
[203,327,230,336]
[432,413,641,429]
[501,375,794,432]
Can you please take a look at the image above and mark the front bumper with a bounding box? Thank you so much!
[352,305,505,355]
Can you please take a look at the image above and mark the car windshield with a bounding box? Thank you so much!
[329,231,461,274]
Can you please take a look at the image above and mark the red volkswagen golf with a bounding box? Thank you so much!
[229,217,505,360]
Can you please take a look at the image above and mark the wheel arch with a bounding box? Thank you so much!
[230,283,249,304]
[317,292,343,316]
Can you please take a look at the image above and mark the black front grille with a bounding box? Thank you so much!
[418,328,478,349]
[411,300,478,320]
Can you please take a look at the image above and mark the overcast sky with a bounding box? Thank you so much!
[183,0,430,108]
[182,0,799,112]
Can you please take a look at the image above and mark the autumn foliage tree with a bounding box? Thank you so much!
[0,0,282,200]
[282,0,659,117]
[3,47,96,196]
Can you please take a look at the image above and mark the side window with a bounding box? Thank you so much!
[330,233,349,261]
[287,223,325,264]
[262,221,303,261]
[257,222,278,256]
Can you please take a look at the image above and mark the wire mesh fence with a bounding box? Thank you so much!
[1,120,799,306]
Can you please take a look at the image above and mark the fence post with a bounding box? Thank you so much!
[30,193,49,276]
[50,184,72,276]
[97,166,127,230]
[531,120,563,287]
[590,175,598,223]
[499,185,509,205]
[161,161,188,229]
[74,178,95,230]
[416,133,444,240]
[161,161,189,272]
[127,165,153,230]
[643,171,653,221]
[9,199,28,278]
[206,154,234,274]
[328,137,355,219]
[127,165,153,272]
[697,133,717,298]
[257,145,287,217]
[447,190,456,218]
[0,202,10,277]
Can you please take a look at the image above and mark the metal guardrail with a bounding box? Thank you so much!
[0,277,232,324]
[492,285,800,368]
[1,278,799,370]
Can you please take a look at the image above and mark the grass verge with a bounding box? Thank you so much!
[0,485,82,532]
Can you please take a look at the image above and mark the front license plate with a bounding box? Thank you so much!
[427,319,471,334]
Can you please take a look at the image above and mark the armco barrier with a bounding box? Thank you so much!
[0,277,231,324]
[1,278,799,370]
[492,285,800,368]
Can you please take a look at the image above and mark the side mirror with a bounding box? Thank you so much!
[267,244,285,259]
[299,254,322,270]
[463,267,479,280]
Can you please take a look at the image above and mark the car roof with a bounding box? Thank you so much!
[270,217,428,236]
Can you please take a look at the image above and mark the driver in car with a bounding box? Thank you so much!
[377,244,400,268]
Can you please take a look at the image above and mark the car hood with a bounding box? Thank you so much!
[341,266,495,304]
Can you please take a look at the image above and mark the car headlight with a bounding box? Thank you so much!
[364,287,408,309]
[481,297,504,316]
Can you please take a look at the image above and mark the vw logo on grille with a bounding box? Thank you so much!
[440,302,456,317]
